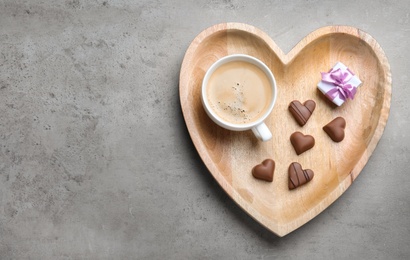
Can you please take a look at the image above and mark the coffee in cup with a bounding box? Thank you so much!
[201,54,277,141]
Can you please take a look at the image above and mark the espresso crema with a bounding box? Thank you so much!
[206,60,273,125]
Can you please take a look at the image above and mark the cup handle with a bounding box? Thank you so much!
[251,122,272,141]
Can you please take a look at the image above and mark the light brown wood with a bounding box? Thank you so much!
[179,23,391,237]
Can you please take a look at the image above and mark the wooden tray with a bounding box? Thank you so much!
[179,23,391,237]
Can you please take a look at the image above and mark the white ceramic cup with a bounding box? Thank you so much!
[201,54,277,141]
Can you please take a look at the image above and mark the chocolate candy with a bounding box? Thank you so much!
[290,131,315,155]
[252,159,275,182]
[323,117,346,142]
[288,100,316,126]
[288,162,314,190]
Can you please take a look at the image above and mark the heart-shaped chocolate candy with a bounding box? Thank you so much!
[252,159,275,182]
[290,131,315,155]
[323,117,346,142]
[288,100,316,126]
[288,162,314,190]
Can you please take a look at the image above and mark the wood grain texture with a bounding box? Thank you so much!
[179,23,391,237]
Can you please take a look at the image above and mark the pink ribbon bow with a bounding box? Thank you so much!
[321,68,357,101]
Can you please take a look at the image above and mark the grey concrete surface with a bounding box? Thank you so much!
[0,0,409,259]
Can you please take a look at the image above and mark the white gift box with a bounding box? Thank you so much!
[317,62,362,106]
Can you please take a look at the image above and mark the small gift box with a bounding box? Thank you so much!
[317,62,362,106]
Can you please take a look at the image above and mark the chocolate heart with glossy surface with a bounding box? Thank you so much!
[288,162,314,190]
[252,159,275,182]
[289,100,316,126]
[180,23,391,236]
[323,117,346,142]
[290,131,315,155]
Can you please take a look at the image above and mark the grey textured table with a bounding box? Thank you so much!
[1,1,409,259]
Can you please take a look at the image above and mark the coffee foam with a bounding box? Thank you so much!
[206,60,272,125]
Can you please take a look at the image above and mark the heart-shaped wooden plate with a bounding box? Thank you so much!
[179,23,391,237]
